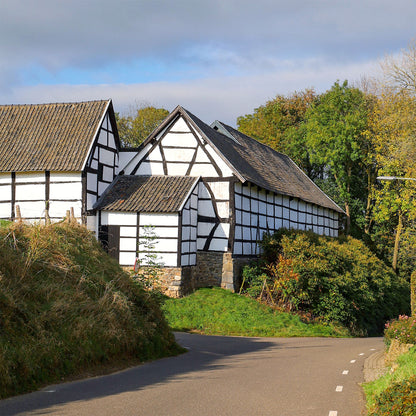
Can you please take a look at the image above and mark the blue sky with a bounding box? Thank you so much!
[1,0,416,125]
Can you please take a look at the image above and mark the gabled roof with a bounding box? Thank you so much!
[0,100,114,172]
[94,175,199,212]
[138,105,343,213]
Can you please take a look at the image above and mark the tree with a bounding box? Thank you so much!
[382,40,416,93]
[370,89,416,272]
[116,105,169,147]
[305,81,372,234]
[237,90,323,179]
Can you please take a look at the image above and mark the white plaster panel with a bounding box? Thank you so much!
[266,202,274,216]
[282,196,290,208]
[181,241,190,254]
[17,201,46,218]
[234,242,243,255]
[190,210,198,225]
[87,173,98,192]
[49,201,82,218]
[250,186,258,199]
[267,217,274,230]
[191,227,197,240]
[242,186,250,196]
[208,182,229,200]
[120,226,137,237]
[16,184,44,201]
[90,160,98,170]
[182,209,190,225]
[259,201,266,214]
[197,239,206,250]
[251,198,259,213]
[191,193,198,208]
[162,132,197,148]
[171,117,191,132]
[137,161,164,175]
[205,145,234,176]
[164,147,195,162]
[50,173,81,182]
[182,227,191,240]
[242,196,250,211]
[108,132,116,149]
[267,193,274,204]
[86,215,96,233]
[251,214,258,227]
[243,242,252,255]
[98,181,110,196]
[189,164,219,177]
[140,213,178,226]
[119,251,136,267]
[148,146,163,161]
[299,212,306,223]
[235,225,242,240]
[235,209,242,225]
[152,227,178,238]
[166,163,189,176]
[102,166,114,183]
[0,174,11,184]
[0,202,10,218]
[242,211,250,225]
[275,205,282,218]
[197,222,215,236]
[50,182,82,199]
[98,129,107,145]
[259,190,266,201]
[216,201,229,218]
[198,184,210,199]
[190,253,196,265]
[181,255,190,266]
[282,219,290,229]
[290,198,297,210]
[87,193,96,211]
[199,200,215,217]
[99,148,115,166]
[158,253,177,267]
[120,237,136,251]
[0,185,11,201]
[259,215,267,228]
[235,194,242,210]
[209,238,228,251]
[214,223,230,239]
[275,218,283,229]
[16,172,45,183]
[194,147,210,163]
[251,228,259,241]
[243,226,251,240]
[103,211,137,226]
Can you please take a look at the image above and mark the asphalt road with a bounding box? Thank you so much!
[0,333,384,416]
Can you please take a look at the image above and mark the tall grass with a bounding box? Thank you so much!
[0,222,181,398]
[162,287,349,337]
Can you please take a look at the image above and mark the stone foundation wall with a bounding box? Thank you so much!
[157,252,258,297]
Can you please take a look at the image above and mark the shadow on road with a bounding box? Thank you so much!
[0,332,277,415]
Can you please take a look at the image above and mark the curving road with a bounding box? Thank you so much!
[0,333,383,416]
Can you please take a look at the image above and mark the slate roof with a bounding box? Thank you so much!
[0,100,111,172]
[179,107,344,214]
[94,175,199,212]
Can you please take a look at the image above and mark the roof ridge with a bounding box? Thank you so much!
[0,99,110,108]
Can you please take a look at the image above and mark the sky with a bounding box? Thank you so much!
[1,0,416,126]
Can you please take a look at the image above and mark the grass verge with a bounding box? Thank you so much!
[0,222,182,399]
[363,346,416,412]
[161,287,349,337]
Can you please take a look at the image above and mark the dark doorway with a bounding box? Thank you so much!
[99,225,120,260]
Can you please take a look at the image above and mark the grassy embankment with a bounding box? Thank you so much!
[0,222,182,399]
[162,287,349,337]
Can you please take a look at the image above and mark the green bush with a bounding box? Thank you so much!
[242,230,409,335]
[368,376,416,416]
[385,315,416,346]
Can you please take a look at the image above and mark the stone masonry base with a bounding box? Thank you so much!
[158,251,256,298]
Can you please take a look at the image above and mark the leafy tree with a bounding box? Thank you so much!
[370,89,416,272]
[116,105,169,147]
[237,89,323,179]
[305,80,372,234]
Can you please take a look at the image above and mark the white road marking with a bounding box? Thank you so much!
[43,390,56,393]
[336,385,343,392]
[370,348,376,351]
[359,353,365,356]
[329,411,338,416]
[342,370,349,375]
[350,359,356,363]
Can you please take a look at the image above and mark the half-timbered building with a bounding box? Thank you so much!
[0,100,120,228]
[94,105,344,296]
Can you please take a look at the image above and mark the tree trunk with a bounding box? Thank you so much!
[344,203,351,235]
[364,167,374,234]
[392,212,403,273]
